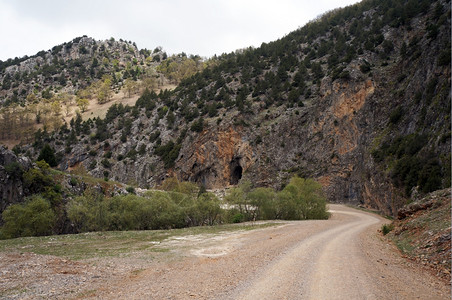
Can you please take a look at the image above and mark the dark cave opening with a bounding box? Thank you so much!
[230,165,242,185]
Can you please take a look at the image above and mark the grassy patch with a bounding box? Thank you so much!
[0,287,28,298]
[345,204,393,220]
[408,202,450,232]
[0,222,281,260]
[76,289,97,298]
[393,234,415,254]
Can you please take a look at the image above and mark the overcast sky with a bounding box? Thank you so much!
[0,0,361,61]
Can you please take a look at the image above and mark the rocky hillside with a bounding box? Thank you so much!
[389,188,451,282]
[3,0,451,216]
[0,36,161,105]
[0,36,205,144]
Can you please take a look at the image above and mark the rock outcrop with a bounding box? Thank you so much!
[178,126,254,188]
[0,146,32,217]
[389,188,451,281]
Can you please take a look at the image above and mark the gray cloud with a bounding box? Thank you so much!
[0,0,360,61]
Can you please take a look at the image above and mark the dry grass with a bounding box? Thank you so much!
[74,84,177,122]
[0,84,177,148]
[0,222,280,261]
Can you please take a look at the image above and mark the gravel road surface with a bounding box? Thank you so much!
[92,204,450,299]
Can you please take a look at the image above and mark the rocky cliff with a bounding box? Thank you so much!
[0,146,32,214]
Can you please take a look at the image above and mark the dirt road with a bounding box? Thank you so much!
[90,204,449,299]
[1,205,449,299]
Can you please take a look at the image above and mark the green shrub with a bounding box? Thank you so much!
[149,131,161,143]
[145,192,185,229]
[381,223,394,235]
[23,162,54,194]
[89,160,97,170]
[417,158,442,193]
[66,190,106,232]
[154,141,181,169]
[67,189,190,232]
[373,132,443,196]
[126,148,137,160]
[224,176,328,221]
[282,176,329,220]
[4,162,23,179]
[389,106,403,124]
[138,144,147,155]
[190,117,204,132]
[231,213,244,223]
[254,135,262,145]
[275,189,300,220]
[1,195,56,238]
[248,187,277,220]
[224,181,255,222]
[359,63,371,73]
[191,192,222,226]
[101,158,111,168]
[126,186,136,194]
[69,177,78,186]
[120,132,127,143]
[106,195,150,230]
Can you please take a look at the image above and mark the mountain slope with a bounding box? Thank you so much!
[0,36,203,145]
[4,0,451,216]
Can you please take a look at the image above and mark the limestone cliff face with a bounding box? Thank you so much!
[174,78,377,201]
[178,126,254,188]
[312,79,376,202]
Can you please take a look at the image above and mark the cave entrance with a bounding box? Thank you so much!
[230,158,242,185]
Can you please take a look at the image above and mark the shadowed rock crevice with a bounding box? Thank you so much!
[230,158,242,185]
[193,168,215,186]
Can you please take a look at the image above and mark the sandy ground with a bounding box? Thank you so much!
[1,205,449,299]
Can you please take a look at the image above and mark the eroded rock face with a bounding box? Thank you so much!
[0,146,32,219]
[173,77,379,205]
[178,126,254,188]
[308,79,376,204]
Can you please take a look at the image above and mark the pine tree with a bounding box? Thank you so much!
[37,144,57,167]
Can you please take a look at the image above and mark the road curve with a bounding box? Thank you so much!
[91,204,450,300]
[222,205,448,300]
